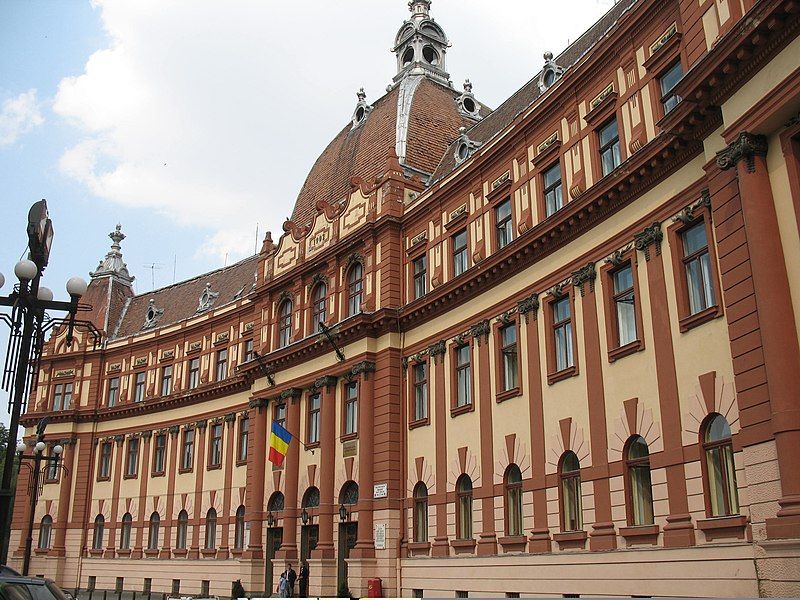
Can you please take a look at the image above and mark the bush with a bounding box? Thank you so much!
[231,579,246,600]
[337,580,351,598]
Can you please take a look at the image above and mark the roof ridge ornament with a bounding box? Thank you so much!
[90,223,135,286]
[351,87,373,130]
[142,298,164,330]
[538,51,565,93]
[196,282,220,314]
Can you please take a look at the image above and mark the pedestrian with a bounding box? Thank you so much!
[284,563,297,597]
[298,561,309,598]
[278,572,290,598]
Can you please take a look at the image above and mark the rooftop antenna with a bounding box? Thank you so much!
[173,254,177,284]
[255,222,259,255]
[142,262,164,291]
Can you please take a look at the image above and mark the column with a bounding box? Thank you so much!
[161,425,180,559]
[519,295,552,552]
[132,432,152,559]
[430,342,449,556]
[573,265,616,550]
[245,401,268,559]
[189,421,207,559]
[472,321,497,555]
[717,133,800,538]
[634,223,695,547]
[220,413,237,559]
[51,439,76,556]
[105,435,126,557]
[352,361,376,557]
[276,390,302,560]
[312,376,337,558]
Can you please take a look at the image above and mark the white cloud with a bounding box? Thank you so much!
[54,0,617,263]
[0,89,44,146]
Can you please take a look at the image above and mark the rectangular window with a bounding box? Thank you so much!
[125,438,139,477]
[543,162,564,217]
[553,297,574,372]
[413,255,427,300]
[659,61,683,115]
[500,324,518,392]
[201,581,210,597]
[308,393,321,445]
[238,416,249,463]
[171,580,180,595]
[188,358,200,390]
[133,372,146,403]
[215,349,228,381]
[413,362,428,421]
[99,442,112,479]
[243,339,254,363]
[612,264,637,347]
[495,198,513,250]
[160,365,172,397]
[599,118,621,177]
[452,230,468,277]
[107,377,120,407]
[143,579,152,595]
[45,448,59,481]
[181,430,194,471]
[209,423,223,467]
[115,578,124,595]
[53,383,73,411]
[455,345,471,407]
[682,221,715,315]
[152,434,166,475]
[344,382,358,435]
[274,403,286,429]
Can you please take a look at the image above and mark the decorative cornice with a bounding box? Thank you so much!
[716,132,768,173]
[634,221,663,261]
[571,262,597,296]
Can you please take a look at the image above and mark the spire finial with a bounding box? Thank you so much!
[408,0,431,18]
[357,87,366,102]
[90,223,134,285]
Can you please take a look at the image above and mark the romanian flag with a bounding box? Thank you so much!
[268,421,292,467]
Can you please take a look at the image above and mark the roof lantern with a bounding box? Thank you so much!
[90,224,135,287]
[392,0,450,86]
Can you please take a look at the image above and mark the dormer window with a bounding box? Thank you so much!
[457,79,481,120]
[196,283,219,313]
[143,299,164,330]
[454,127,481,165]
[351,88,373,130]
[538,51,565,93]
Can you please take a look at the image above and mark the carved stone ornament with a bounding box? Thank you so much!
[161,350,175,361]
[168,425,180,436]
[188,341,202,353]
[470,319,491,344]
[279,290,293,303]
[605,246,632,267]
[351,87,373,130]
[347,252,365,267]
[113,435,125,444]
[673,190,712,224]
[634,222,663,261]
[351,361,376,378]
[311,272,329,288]
[196,419,208,430]
[197,282,220,314]
[311,375,338,392]
[497,310,515,325]
[142,299,164,330]
[572,262,597,296]
[134,357,147,367]
[456,79,482,119]
[428,340,446,358]
[108,363,121,373]
[538,51,565,93]
[279,388,303,401]
[548,282,567,298]
[454,127,483,165]
[716,132,768,173]
[518,293,540,322]
[453,333,469,347]
[141,430,153,439]
[215,332,230,344]
[224,412,237,423]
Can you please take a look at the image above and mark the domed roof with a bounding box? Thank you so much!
[291,77,487,227]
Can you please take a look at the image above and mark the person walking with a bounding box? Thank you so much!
[285,563,297,597]
[298,561,309,598]
[278,572,290,598]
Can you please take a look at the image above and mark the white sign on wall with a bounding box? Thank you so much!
[374,523,386,550]
[373,483,388,499]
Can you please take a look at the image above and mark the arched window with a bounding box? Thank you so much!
[413,482,428,543]
[278,299,292,348]
[38,515,52,550]
[347,262,363,317]
[205,508,217,550]
[703,414,739,517]
[268,491,285,513]
[504,464,523,536]
[625,436,654,526]
[339,481,359,506]
[234,505,246,550]
[312,283,327,332]
[176,509,189,550]
[559,452,582,532]
[456,474,473,540]
[302,487,320,509]
[92,515,105,550]
[120,513,132,550]
[147,512,160,550]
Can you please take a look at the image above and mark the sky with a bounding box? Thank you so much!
[0,0,618,428]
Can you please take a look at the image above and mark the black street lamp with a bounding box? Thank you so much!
[300,508,310,526]
[15,417,67,576]
[266,511,276,528]
[338,503,349,523]
[0,200,100,566]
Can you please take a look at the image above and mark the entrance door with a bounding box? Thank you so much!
[337,522,357,591]
[300,524,319,563]
[265,527,283,595]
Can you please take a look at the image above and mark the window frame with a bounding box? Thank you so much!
[450,341,474,416]
[187,357,200,390]
[504,464,524,537]
[234,505,246,550]
[546,292,579,384]
[160,365,172,397]
[494,319,522,402]
[700,414,740,518]
[307,392,321,447]
[409,360,429,427]
[38,515,53,550]
[658,60,684,116]
[311,282,327,332]
[559,451,583,533]
[92,515,105,551]
[278,299,293,348]
[237,415,249,465]
[120,513,132,550]
[215,348,228,382]
[204,508,217,550]
[147,512,160,551]
[494,197,514,251]
[667,209,723,332]
[107,377,120,407]
[347,262,364,317]
[133,371,146,403]
[176,509,189,550]
[601,254,645,362]
[208,422,223,469]
[412,482,429,543]
[598,117,622,178]
[623,436,655,527]
[412,254,427,300]
[455,474,473,540]
[451,229,469,278]
[152,433,167,477]
[52,382,73,411]
[542,161,565,218]
[242,338,255,363]
[341,380,359,439]
[180,429,195,473]
[124,437,139,479]
[97,441,113,481]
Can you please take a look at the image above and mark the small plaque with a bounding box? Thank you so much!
[342,440,358,457]
[373,483,388,499]
[374,523,386,550]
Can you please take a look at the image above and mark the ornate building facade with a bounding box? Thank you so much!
[9,0,800,596]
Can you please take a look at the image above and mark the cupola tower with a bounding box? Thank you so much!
[392,0,450,86]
